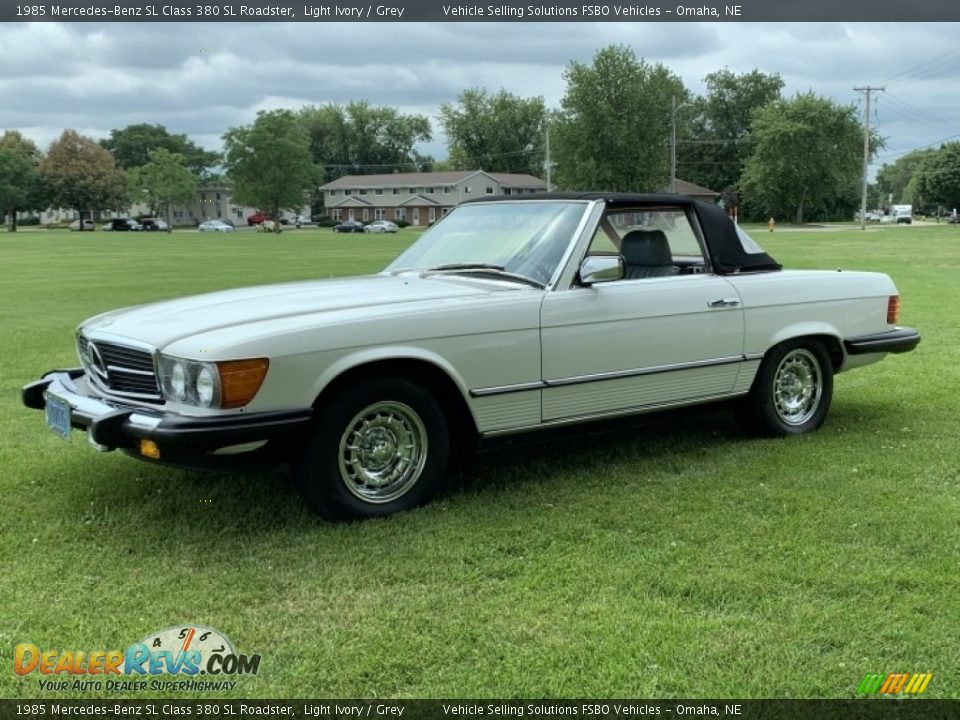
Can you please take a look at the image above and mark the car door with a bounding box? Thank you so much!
[539,207,746,423]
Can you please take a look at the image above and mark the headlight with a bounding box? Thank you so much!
[195,365,217,407]
[169,361,187,401]
[158,356,267,408]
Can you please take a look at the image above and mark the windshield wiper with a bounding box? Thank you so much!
[427,263,506,272]
[423,263,546,289]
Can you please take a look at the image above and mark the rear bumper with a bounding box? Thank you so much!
[844,327,921,355]
[22,369,312,458]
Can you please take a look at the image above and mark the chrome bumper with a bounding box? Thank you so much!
[22,368,312,457]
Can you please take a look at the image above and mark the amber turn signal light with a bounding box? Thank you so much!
[218,358,269,409]
[139,439,161,459]
[887,295,901,325]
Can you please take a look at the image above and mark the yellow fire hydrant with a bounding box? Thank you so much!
[768,217,775,232]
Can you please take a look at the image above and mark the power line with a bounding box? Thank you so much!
[881,91,956,129]
[876,132,960,161]
[881,44,960,88]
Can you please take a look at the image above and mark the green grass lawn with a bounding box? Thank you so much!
[1,224,958,699]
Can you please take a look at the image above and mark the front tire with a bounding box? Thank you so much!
[735,339,834,437]
[292,377,449,520]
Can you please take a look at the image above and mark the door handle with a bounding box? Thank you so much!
[708,298,740,308]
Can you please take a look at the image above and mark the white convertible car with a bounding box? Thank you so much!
[23,194,920,520]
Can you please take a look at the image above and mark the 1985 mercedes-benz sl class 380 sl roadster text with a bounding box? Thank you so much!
[22,193,920,520]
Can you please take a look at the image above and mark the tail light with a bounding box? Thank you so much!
[887,295,901,325]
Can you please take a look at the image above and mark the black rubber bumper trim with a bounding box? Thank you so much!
[844,327,921,355]
[91,408,314,454]
[21,368,84,409]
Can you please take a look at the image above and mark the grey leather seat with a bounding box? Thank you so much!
[620,230,679,279]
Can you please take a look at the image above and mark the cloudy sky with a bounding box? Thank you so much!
[2,21,959,175]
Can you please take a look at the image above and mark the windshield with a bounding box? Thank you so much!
[386,201,589,286]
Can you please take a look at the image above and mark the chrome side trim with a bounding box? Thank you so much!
[470,381,545,398]
[744,351,765,361]
[480,390,749,438]
[469,355,748,397]
[544,355,745,388]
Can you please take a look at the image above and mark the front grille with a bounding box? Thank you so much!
[78,335,163,403]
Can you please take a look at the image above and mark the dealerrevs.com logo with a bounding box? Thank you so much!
[14,626,261,692]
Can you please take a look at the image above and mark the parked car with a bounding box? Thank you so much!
[102,218,141,232]
[332,220,365,233]
[22,193,920,521]
[364,220,399,234]
[198,220,234,233]
[138,218,168,232]
[247,212,266,226]
[69,219,96,231]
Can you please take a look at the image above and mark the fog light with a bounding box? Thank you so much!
[139,439,161,459]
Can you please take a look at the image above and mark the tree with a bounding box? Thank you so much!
[440,89,546,176]
[911,143,960,212]
[101,123,219,176]
[0,131,48,231]
[551,45,687,192]
[875,148,938,208]
[299,103,432,184]
[681,68,783,194]
[129,149,198,232]
[222,110,317,233]
[740,93,875,223]
[40,130,127,223]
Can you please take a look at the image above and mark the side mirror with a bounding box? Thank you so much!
[579,255,624,285]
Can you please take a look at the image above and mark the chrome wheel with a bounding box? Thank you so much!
[338,401,428,504]
[772,348,823,426]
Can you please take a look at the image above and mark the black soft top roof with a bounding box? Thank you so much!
[463,192,781,274]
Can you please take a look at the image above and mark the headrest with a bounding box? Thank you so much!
[620,230,673,266]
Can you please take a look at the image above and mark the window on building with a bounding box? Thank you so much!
[216,193,221,200]
[345,190,352,196]
[392,188,400,195]
[428,208,436,223]
[359,189,367,195]
[332,209,342,221]
[441,208,450,216]
[235,209,243,219]
[463,186,471,194]
[362,209,369,221]
[503,188,512,196]
[486,187,494,194]
[443,186,451,194]
[375,189,383,195]
[395,208,406,221]
[375,208,385,220]
[426,187,435,194]
[329,190,338,197]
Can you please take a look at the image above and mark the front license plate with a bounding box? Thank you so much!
[44,392,72,441]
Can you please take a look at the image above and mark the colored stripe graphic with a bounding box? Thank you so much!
[857,674,885,693]
[859,672,933,695]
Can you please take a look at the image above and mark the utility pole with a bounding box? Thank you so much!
[854,86,883,231]
[545,120,553,192]
[670,96,690,193]
[670,96,678,193]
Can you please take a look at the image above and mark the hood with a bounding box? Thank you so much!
[81,273,525,350]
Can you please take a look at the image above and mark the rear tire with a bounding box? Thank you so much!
[735,339,833,437]
[292,377,449,520]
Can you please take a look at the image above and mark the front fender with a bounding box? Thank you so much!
[308,345,478,421]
